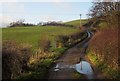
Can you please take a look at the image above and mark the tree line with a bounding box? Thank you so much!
[9,19,35,27]
[8,20,74,27]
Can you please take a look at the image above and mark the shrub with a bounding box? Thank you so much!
[56,35,69,47]
[87,27,118,79]
[2,40,32,79]
[19,44,32,71]
[56,31,86,47]
[39,37,51,52]
[89,27,118,69]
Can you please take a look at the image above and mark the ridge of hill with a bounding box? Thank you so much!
[64,19,88,27]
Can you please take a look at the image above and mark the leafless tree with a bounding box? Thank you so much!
[9,19,25,27]
[90,0,119,27]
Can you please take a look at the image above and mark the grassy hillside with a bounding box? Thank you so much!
[2,26,80,49]
[65,19,88,27]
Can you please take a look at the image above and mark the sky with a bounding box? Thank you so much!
[0,0,93,27]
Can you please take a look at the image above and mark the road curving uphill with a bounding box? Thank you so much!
[47,29,96,79]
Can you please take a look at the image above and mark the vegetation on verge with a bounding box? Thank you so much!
[86,1,119,79]
[2,41,32,79]
[87,27,119,79]
[3,25,87,79]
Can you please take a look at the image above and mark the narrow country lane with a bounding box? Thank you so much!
[48,47,85,79]
[47,30,94,79]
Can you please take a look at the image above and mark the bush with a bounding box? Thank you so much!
[87,27,118,79]
[39,37,51,52]
[56,31,86,47]
[20,44,32,71]
[56,35,69,47]
[89,27,118,69]
[2,40,32,79]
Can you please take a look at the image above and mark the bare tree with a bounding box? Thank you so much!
[90,0,119,27]
[9,19,25,27]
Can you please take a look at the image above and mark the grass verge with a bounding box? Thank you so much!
[16,47,67,80]
[87,52,119,80]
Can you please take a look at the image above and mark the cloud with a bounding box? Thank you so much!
[2,2,26,14]
[0,0,93,2]
[0,0,18,2]
[0,2,27,27]
[52,2,72,12]
[41,15,57,21]
[52,0,62,2]
[0,15,18,27]
[48,0,92,2]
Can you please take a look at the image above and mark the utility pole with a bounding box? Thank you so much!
[80,14,82,27]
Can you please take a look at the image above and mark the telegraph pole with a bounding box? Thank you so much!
[80,14,82,27]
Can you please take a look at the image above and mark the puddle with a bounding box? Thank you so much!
[75,61,94,79]
[87,31,91,38]
[53,63,75,72]
[53,61,94,79]
[75,61,93,74]
[54,68,60,72]
[53,61,93,75]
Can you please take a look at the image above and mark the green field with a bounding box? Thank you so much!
[65,19,88,27]
[2,26,80,49]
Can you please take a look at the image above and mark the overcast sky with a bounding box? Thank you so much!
[0,0,93,27]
